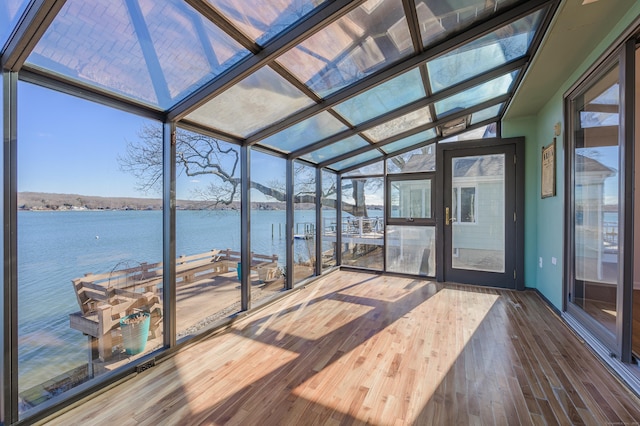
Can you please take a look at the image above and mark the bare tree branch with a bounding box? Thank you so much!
[118,124,373,216]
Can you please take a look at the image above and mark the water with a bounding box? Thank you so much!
[603,211,618,225]
[17,209,317,391]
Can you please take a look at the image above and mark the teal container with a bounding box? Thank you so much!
[236,262,241,280]
[120,312,150,355]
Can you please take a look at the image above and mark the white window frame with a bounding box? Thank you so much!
[452,184,478,225]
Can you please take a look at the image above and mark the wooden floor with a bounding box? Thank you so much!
[49,271,640,425]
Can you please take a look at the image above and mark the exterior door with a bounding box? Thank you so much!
[441,144,518,288]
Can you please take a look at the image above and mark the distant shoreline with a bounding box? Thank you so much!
[17,192,384,212]
[17,192,300,211]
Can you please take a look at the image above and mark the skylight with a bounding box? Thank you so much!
[10,0,552,170]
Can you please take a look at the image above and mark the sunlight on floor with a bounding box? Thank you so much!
[177,338,299,416]
[290,286,499,424]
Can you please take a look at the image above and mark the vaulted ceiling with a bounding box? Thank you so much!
[2,0,560,173]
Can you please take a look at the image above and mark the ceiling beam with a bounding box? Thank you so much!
[244,0,551,145]
[177,120,289,160]
[315,95,508,168]
[335,117,500,175]
[382,118,499,161]
[124,0,171,108]
[247,0,554,145]
[19,67,166,121]
[1,0,67,71]
[176,120,244,145]
[167,0,366,121]
[401,0,424,54]
[333,152,385,176]
[183,0,260,54]
[287,57,525,159]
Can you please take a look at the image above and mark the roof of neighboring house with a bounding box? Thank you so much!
[453,155,504,178]
[576,154,616,177]
[402,150,436,172]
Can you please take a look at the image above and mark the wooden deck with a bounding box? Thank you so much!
[48,271,640,425]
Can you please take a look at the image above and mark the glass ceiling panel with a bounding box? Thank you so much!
[387,144,435,173]
[330,149,382,172]
[27,0,249,109]
[440,123,496,142]
[427,9,543,93]
[415,0,519,48]
[185,66,315,138]
[260,111,349,153]
[380,128,436,154]
[28,0,156,105]
[342,159,384,176]
[435,70,519,118]
[333,68,425,125]
[301,135,370,164]
[363,106,432,142]
[471,103,503,125]
[277,0,413,98]
[0,0,30,49]
[140,0,250,104]
[205,0,327,46]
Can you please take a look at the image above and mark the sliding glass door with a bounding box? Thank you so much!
[566,39,640,364]
[568,61,620,345]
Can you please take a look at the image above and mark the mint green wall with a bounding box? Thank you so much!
[502,117,540,292]
[504,98,564,308]
[503,4,640,309]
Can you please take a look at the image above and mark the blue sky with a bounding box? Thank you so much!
[18,82,154,198]
[17,82,282,201]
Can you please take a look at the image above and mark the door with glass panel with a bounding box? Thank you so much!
[443,145,517,288]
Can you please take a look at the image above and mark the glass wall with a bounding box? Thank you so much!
[570,62,620,337]
[321,169,337,271]
[175,128,241,340]
[250,149,286,306]
[386,147,436,276]
[386,226,435,275]
[293,161,316,283]
[340,165,384,269]
[16,83,163,414]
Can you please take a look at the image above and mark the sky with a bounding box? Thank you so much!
[18,83,151,198]
[16,82,285,201]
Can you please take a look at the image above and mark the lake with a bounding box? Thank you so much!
[17,209,324,391]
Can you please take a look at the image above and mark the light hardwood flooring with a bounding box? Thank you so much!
[49,271,640,425]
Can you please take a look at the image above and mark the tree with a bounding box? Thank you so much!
[118,124,374,216]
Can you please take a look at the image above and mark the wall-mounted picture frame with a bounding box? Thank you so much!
[541,138,556,198]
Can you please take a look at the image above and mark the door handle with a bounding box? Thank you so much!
[445,207,450,225]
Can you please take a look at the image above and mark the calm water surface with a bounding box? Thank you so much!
[17,209,319,391]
